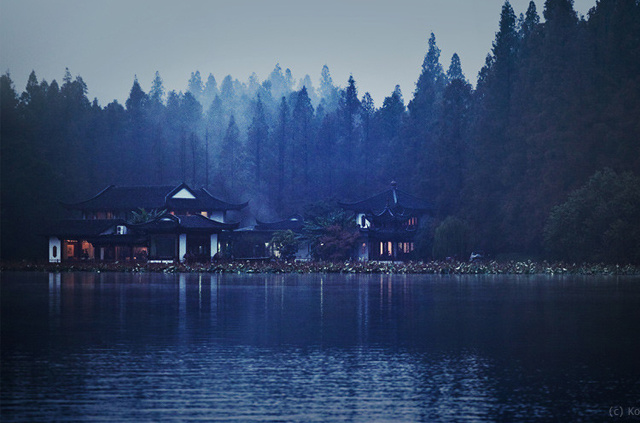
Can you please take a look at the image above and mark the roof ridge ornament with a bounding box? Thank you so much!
[391,181,398,204]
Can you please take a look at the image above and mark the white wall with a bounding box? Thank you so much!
[210,233,219,259]
[172,188,196,199]
[356,213,370,228]
[210,211,225,223]
[49,237,61,263]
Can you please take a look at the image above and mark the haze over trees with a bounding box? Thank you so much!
[2,0,639,263]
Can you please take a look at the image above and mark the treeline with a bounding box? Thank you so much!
[2,0,639,262]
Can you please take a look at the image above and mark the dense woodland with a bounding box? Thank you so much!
[2,0,640,262]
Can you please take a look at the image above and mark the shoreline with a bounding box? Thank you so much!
[1,260,639,276]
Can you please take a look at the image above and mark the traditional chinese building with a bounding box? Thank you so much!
[339,181,431,261]
[46,183,246,263]
[234,215,311,260]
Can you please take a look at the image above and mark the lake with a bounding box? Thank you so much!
[2,271,639,422]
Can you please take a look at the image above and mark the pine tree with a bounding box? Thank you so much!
[222,115,240,193]
[149,71,165,106]
[319,65,338,110]
[292,86,314,197]
[338,75,361,195]
[434,54,472,217]
[360,92,375,185]
[125,76,146,112]
[521,1,540,39]
[377,85,406,184]
[248,94,269,186]
[187,70,204,103]
[202,73,218,110]
[406,32,446,195]
[276,97,289,213]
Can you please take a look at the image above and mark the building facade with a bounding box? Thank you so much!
[46,182,429,263]
[46,183,246,263]
[339,182,431,261]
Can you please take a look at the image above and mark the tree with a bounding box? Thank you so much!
[270,230,300,260]
[360,91,375,184]
[221,115,240,193]
[268,63,288,100]
[432,54,472,218]
[432,216,471,260]
[406,32,446,196]
[543,0,577,29]
[275,97,289,213]
[248,94,269,185]
[319,65,338,110]
[376,85,406,182]
[292,86,314,196]
[521,1,540,39]
[129,207,167,224]
[202,73,218,109]
[462,1,520,254]
[303,206,359,261]
[125,76,146,112]
[298,74,319,106]
[187,70,204,103]
[338,75,361,195]
[544,169,640,263]
[149,71,165,106]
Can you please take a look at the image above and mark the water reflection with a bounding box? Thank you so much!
[2,272,640,422]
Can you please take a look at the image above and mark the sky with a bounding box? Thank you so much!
[1,0,596,108]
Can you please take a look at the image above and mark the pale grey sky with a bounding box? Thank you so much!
[1,0,596,107]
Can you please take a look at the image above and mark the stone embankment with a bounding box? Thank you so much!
[2,260,639,275]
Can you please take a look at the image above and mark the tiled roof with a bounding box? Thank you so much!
[131,214,238,232]
[43,219,125,237]
[339,182,431,214]
[255,215,304,231]
[176,215,239,231]
[63,183,247,212]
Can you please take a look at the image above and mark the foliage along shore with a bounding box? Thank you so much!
[1,260,639,276]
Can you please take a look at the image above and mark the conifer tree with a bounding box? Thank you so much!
[202,73,218,110]
[248,94,269,186]
[319,65,338,110]
[149,71,165,106]
[338,75,361,195]
[222,115,240,193]
[187,70,204,103]
[292,87,314,197]
[406,32,446,196]
[276,97,289,213]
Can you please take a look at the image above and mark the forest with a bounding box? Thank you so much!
[1,0,639,263]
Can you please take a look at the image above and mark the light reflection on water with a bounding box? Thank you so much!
[2,272,640,422]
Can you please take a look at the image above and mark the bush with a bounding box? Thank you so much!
[543,168,640,263]
[432,216,471,260]
[315,225,360,261]
[270,230,300,260]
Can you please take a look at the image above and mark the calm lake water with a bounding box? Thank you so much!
[2,271,639,422]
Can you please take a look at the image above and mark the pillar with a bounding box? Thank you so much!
[179,233,187,262]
